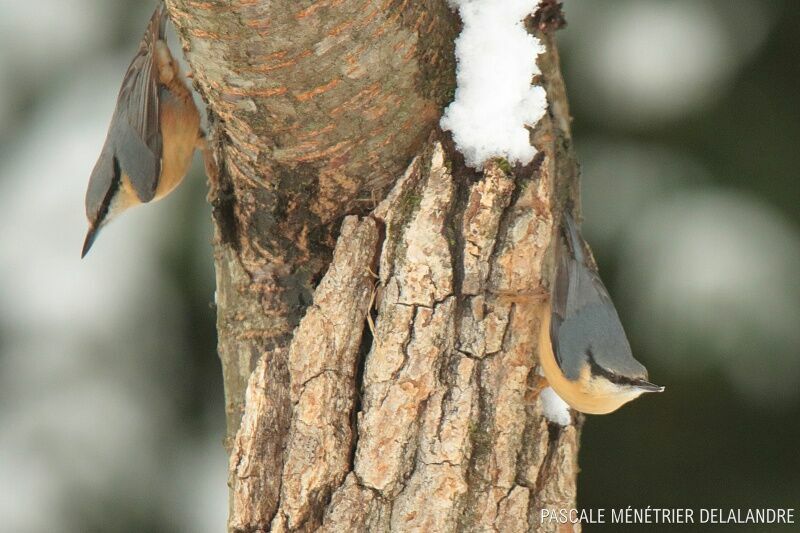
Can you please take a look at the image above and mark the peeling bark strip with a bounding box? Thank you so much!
[167,0,582,531]
[231,217,380,531]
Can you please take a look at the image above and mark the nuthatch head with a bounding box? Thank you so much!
[538,212,664,414]
[82,3,202,257]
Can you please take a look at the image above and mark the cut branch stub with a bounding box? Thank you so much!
[167,0,457,229]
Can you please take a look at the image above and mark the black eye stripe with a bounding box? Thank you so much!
[584,348,641,387]
[96,157,122,226]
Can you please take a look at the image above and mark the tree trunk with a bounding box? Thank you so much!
[166,0,580,531]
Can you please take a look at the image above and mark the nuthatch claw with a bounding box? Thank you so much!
[538,212,663,414]
[82,3,202,257]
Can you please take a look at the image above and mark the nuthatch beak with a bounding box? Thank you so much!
[82,2,203,257]
[538,212,664,414]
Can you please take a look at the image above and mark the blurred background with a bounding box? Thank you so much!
[0,0,796,531]
[559,0,800,531]
[0,1,224,531]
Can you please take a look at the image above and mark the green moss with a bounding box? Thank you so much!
[493,157,513,175]
[518,175,533,193]
[387,186,424,263]
[469,419,492,461]
[444,85,456,104]
[401,191,423,215]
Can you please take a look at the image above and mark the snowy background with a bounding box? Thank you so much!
[0,1,797,531]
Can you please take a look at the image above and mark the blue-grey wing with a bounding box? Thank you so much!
[111,5,166,203]
[550,219,592,379]
[85,146,120,223]
[550,213,644,380]
[550,214,582,378]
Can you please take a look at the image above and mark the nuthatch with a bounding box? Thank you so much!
[538,212,664,414]
[82,3,202,257]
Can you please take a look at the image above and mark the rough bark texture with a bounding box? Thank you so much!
[167,0,581,531]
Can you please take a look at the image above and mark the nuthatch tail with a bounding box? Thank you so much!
[82,3,202,257]
[538,212,663,414]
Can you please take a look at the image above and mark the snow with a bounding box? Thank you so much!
[541,387,572,426]
[441,0,547,169]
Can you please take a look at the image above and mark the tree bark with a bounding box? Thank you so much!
[166,0,581,531]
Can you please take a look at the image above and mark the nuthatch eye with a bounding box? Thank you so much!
[538,212,664,414]
[82,3,203,257]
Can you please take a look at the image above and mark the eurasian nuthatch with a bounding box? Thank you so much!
[538,212,663,414]
[82,3,202,257]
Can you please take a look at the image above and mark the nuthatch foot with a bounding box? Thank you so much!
[538,212,664,414]
[82,3,203,257]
